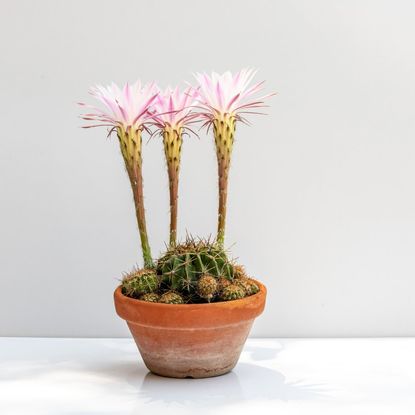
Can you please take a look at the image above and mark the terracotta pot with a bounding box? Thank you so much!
[114,280,266,378]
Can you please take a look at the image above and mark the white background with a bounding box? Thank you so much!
[1,0,415,337]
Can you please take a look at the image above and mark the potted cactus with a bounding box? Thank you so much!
[80,69,273,378]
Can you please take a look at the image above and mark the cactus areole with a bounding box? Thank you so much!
[80,69,273,378]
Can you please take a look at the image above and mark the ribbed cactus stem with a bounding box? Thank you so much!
[163,125,183,248]
[117,126,154,268]
[213,114,236,247]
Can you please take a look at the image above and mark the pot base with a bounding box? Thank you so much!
[128,321,252,379]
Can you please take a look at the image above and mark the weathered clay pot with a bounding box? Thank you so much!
[114,280,266,378]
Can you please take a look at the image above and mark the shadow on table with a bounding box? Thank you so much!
[132,362,327,407]
[1,339,327,410]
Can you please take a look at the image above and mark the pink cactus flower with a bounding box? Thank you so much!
[79,81,159,132]
[151,86,199,132]
[193,68,273,126]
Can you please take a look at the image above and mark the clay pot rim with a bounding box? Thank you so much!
[115,278,266,310]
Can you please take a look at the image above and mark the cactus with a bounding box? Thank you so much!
[197,274,218,302]
[235,278,259,296]
[157,238,234,294]
[121,268,159,298]
[217,276,232,292]
[159,291,184,304]
[220,284,246,301]
[233,264,247,279]
[139,293,160,302]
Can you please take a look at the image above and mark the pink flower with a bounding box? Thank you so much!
[193,68,273,125]
[79,81,159,131]
[151,86,199,131]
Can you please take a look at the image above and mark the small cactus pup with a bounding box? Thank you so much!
[151,87,198,248]
[194,69,274,247]
[159,291,184,304]
[121,268,159,298]
[220,284,246,301]
[217,276,232,293]
[197,274,218,302]
[157,237,234,294]
[235,277,260,296]
[139,293,160,303]
[233,264,248,279]
[79,81,159,268]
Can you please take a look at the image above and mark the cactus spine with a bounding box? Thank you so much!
[212,114,236,247]
[163,125,183,247]
[117,126,154,268]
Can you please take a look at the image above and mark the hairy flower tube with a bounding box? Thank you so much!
[79,81,158,268]
[151,86,198,247]
[194,69,273,247]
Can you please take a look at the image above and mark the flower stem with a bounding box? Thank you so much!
[117,127,154,268]
[163,126,182,248]
[213,114,236,248]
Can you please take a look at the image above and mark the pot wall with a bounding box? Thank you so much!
[114,281,266,378]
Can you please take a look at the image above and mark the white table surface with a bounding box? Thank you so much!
[1,337,414,415]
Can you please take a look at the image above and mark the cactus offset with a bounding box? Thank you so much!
[217,276,232,292]
[139,293,160,302]
[121,268,159,298]
[220,284,246,301]
[235,278,259,296]
[159,291,184,304]
[197,274,218,302]
[233,264,247,279]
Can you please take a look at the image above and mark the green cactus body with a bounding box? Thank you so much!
[159,291,184,304]
[121,269,159,298]
[235,278,259,296]
[220,284,246,301]
[139,293,160,302]
[157,239,234,294]
[197,274,218,302]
